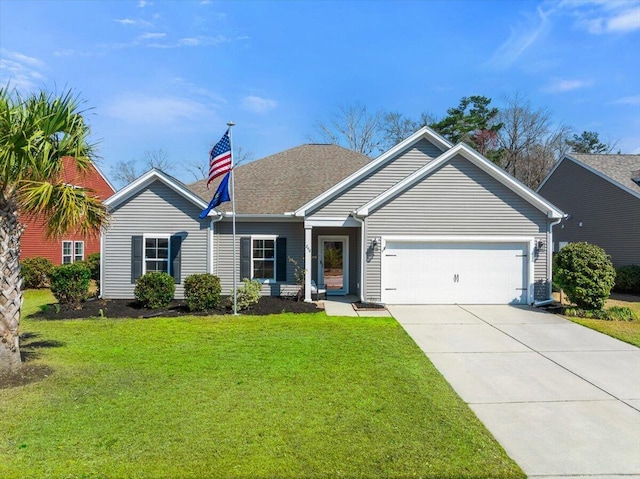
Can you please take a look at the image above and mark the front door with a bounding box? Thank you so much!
[318,236,349,295]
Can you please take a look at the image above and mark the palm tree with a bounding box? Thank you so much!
[0,87,108,373]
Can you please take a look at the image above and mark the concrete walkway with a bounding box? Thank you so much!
[388,304,640,479]
[322,295,392,317]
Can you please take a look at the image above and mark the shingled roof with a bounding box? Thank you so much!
[188,144,372,214]
[571,153,640,195]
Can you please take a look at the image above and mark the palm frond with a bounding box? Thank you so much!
[18,180,109,238]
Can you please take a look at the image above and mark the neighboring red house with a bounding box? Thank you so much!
[20,156,115,265]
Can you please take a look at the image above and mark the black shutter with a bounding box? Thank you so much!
[240,237,251,280]
[131,236,143,283]
[170,235,182,284]
[276,237,287,282]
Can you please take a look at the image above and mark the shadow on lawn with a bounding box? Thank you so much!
[19,332,64,363]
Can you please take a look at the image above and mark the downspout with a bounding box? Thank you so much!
[534,216,563,307]
[99,228,105,299]
[351,212,366,303]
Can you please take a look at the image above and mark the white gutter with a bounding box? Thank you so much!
[351,212,366,303]
[99,228,105,299]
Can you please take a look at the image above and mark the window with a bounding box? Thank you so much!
[74,241,84,262]
[144,237,169,273]
[252,238,275,280]
[62,241,73,264]
[62,241,84,264]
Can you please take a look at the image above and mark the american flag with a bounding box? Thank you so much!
[207,129,232,189]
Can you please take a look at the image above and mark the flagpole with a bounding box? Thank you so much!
[227,121,238,315]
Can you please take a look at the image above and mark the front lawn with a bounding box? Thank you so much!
[0,291,524,478]
[562,294,640,348]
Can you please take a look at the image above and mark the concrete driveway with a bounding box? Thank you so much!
[388,304,640,479]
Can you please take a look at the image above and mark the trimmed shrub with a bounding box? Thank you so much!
[184,273,222,311]
[20,256,54,289]
[234,278,262,311]
[134,272,175,309]
[84,252,101,282]
[614,265,640,295]
[563,306,636,321]
[553,242,616,310]
[607,306,637,321]
[50,262,91,307]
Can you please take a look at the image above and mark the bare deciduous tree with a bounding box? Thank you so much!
[379,111,437,151]
[186,147,255,182]
[497,93,571,189]
[309,103,382,156]
[111,148,174,187]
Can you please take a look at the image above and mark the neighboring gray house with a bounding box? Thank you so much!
[537,154,640,267]
[102,127,564,305]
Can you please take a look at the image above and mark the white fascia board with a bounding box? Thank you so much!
[218,213,302,222]
[92,161,117,194]
[382,235,534,243]
[104,169,208,210]
[541,155,640,201]
[294,126,452,217]
[304,216,360,228]
[356,143,565,219]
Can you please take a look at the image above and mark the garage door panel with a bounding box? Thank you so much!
[383,242,528,305]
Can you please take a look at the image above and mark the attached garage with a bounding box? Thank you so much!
[381,238,533,305]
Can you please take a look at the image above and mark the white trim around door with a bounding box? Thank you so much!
[318,235,349,295]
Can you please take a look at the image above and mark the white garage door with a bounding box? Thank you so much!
[383,241,529,304]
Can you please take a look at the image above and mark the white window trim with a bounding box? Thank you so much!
[62,240,84,264]
[74,241,84,262]
[142,234,171,276]
[62,241,73,264]
[251,235,277,282]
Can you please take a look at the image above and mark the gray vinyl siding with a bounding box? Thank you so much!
[538,159,640,267]
[215,221,304,296]
[363,156,549,302]
[309,138,443,217]
[102,181,208,299]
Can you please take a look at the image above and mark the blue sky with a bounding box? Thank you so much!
[1,0,639,186]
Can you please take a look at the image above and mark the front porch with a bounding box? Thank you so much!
[303,223,361,302]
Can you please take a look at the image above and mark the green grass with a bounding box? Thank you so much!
[565,295,640,348]
[2,291,524,478]
[20,288,56,318]
[569,318,640,347]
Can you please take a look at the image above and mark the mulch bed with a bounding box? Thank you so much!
[352,301,386,311]
[32,295,320,320]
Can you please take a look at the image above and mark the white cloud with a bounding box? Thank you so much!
[139,32,166,40]
[0,50,47,92]
[177,35,228,47]
[560,1,640,34]
[241,96,278,114]
[105,94,210,125]
[138,0,152,7]
[487,6,552,68]
[114,18,136,25]
[544,78,592,92]
[54,49,76,57]
[612,95,640,105]
[607,6,640,32]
